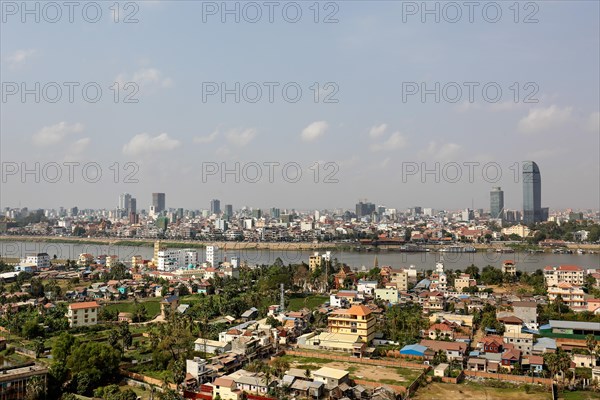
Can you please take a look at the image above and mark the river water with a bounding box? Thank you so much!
[2,240,599,272]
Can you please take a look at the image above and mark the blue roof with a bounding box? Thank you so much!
[469,350,480,356]
[539,324,551,330]
[400,344,427,355]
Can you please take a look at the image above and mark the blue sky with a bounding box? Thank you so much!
[1,1,599,211]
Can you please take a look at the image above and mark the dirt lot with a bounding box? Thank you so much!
[287,358,420,385]
[412,382,552,400]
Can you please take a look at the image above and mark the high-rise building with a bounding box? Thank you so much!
[270,207,281,219]
[119,193,132,212]
[128,198,137,214]
[224,204,233,218]
[490,187,504,220]
[152,193,166,213]
[210,199,221,215]
[522,161,543,224]
[355,201,375,218]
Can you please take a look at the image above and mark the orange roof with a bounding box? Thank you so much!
[558,265,583,271]
[347,304,372,316]
[69,301,100,310]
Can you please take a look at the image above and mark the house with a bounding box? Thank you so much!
[420,339,467,361]
[434,363,449,377]
[467,357,487,372]
[312,367,350,390]
[527,355,544,374]
[212,377,240,400]
[194,338,232,354]
[374,287,399,304]
[235,373,274,394]
[186,357,214,384]
[502,260,516,276]
[425,323,455,340]
[512,301,538,330]
[501,349,521,369]
[66,301,100,327]
[478,336,504,353]
[118,312,133,323]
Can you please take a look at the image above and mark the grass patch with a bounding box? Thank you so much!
[104,298,161,318]
[287,294,328,311]
[562,392,600,400]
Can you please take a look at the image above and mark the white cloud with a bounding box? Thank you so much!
[584,111,600,133]
[193,130,219,144]
[518,105,573,134]
[116,67,173,90]
[32,122,84,146]
[301,121,329,142]
[5,49,35,68]
[370,131,408,151]
[69,137,91,154]
[368,123,388,138]
[526,148,562,160]
[122,133,181,156]
[418,141,462,160]
[226,128,257,147]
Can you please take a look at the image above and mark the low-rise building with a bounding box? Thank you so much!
[66,301,100,327]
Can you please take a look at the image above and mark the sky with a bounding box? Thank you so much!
[1,0,599,212]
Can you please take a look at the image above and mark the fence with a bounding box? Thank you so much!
[284,349,428,369]
[464,370,553,386]
[404,367,431,399]
[353,379,406,394]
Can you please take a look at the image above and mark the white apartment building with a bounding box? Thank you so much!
[206,245,218,266]
[547,282,586,310]
[66,301,100,327]
[21,253,50,269]
[157,249,198,271]
[544,265,585,286]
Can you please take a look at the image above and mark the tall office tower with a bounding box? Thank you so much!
[224,204,233,218]
[152,193,166,213]
[119,193,132,212]
[522,161,542,224]
[210,199,221,215]
[355,201,376,217]
[270,207,281,219]
[128,198,137,214]
[490,187,504,220]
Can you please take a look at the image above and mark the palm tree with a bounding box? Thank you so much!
[33,337,45,358]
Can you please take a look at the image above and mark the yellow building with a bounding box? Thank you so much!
[501,224,531,238]
[212,377,240,400]
[152,240,167,266]
[328,305,376,343]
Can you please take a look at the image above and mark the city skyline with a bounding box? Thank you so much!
[1,2,599,210]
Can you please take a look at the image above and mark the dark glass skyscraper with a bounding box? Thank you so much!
[210,199,221,214]
[152,193,166,213]
[490,187,504,220]
[522,161,542,224]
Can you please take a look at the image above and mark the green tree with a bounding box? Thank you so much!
[34,337,46,358]
[52,332,75,363]
[25,376,46,400]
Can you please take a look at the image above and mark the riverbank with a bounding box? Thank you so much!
[1,235,598,253]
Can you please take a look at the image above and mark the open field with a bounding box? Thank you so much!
[412,382,552,400]
[281,354,422,387]
[104,298,162,317]
[287,294,329,311]
[561,391,600,400]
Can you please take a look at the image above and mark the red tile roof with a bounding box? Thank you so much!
[69,301,100,310]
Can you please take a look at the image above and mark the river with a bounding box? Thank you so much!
[1,240,599,272]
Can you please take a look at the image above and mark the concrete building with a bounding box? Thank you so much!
[544,265,585,286]
[328,305,376,343]
[512,301,538,330]
[374,287,399,304]
[0,364,48,400]
[547,283,586,310]
[66,301,100,327]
